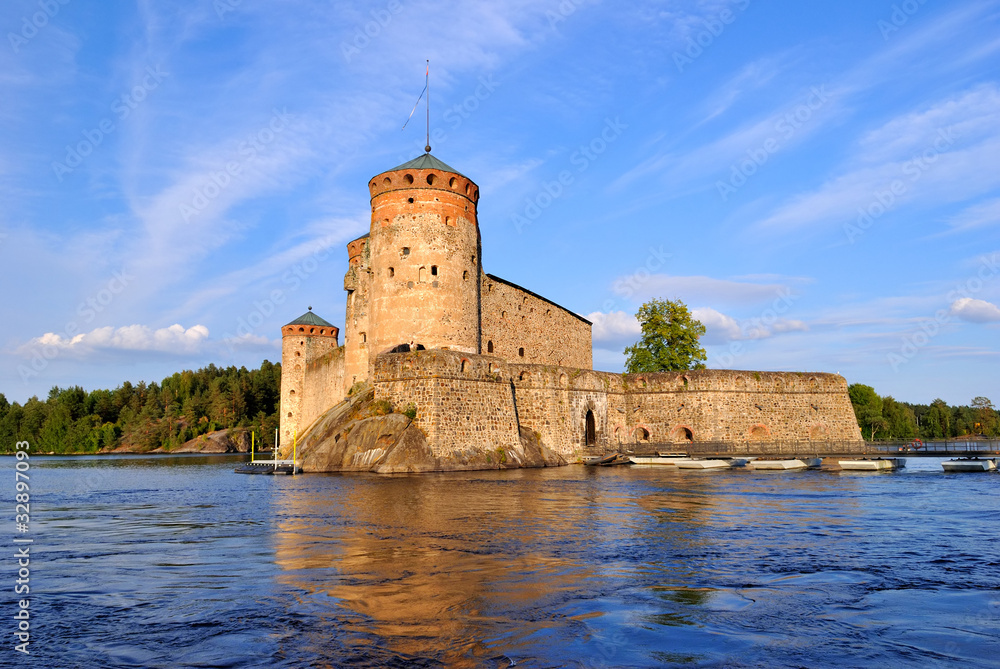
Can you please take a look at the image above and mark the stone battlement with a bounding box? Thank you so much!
[368,351,862,462]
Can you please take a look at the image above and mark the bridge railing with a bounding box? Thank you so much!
[585,439,1000,458]
[866,439,1000,454]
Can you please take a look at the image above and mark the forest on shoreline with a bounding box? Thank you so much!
[0,362,281,454]
[848,384,998,442]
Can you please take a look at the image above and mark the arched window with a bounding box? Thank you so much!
[634,427,649,443]
[487,340,494,353]
[518,347,524,357]
[670,426,692,443]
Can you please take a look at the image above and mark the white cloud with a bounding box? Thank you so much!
[588,306,808,348]
[22,324,210,356]
[587,310,641,342]
[693,306,808,344]
[691,307,742,343]
[950,298,1000,323]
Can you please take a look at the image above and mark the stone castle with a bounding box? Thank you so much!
[278,153,863,471]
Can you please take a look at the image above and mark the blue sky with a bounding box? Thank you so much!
[2,0,999,406]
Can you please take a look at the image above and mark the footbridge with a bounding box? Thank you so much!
[588,439,1000,460]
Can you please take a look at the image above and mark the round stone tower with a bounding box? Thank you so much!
[366,153,482,357]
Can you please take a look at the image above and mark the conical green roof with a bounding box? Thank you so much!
[385,152,465,177]
[285,309,334,327]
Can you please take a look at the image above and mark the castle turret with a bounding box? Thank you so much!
[342,233,371,393]
[279,308,339,452]
[365,153,482,357]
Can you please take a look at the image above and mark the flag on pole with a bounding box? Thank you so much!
[402,62,429,130]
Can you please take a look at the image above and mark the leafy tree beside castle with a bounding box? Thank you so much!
[848,384,886,440]
[624,299,707,373]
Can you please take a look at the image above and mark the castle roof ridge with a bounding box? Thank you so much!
[284,309,335,327]
[382,152,466,178]
[486,273,593,326]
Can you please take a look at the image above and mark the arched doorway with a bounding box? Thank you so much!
[585,410,596,445]
[634,427,650,443]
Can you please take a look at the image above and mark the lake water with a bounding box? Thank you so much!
[6,455,999,668]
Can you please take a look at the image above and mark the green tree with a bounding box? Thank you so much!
[923,399,951,439]
[848,384,885,440]
[624,299,707,373]
[971,396,998,436]
[882,396,917,440]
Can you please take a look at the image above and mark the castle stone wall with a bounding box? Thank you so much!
[373,350,521,458]
[297,346,345,449]
[481,274,592,369]
[507,366,862,461]
[367,352,862,465]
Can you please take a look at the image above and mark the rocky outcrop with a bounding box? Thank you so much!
[295,387,566,473]
[159,429,251,454]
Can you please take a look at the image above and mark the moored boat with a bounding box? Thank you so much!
[584,453,632,466]
[941,458,997,472]
[234,461,298,475]
[838,458,905,471]
[629,454,687,465]
[676,458,732,469]
[750,458,822,470]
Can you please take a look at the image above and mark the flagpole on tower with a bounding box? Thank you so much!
[425,59,431,153]
[402,60,432,153]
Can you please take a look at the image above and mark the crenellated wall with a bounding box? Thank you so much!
[481,274,592,369]
[370,351,863,463]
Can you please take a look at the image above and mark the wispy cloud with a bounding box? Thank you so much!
[944,197,1000,233]
[756,84,1000,231]
[611,273,797,306]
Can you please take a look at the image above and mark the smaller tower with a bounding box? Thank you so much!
[280,308,339,452]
